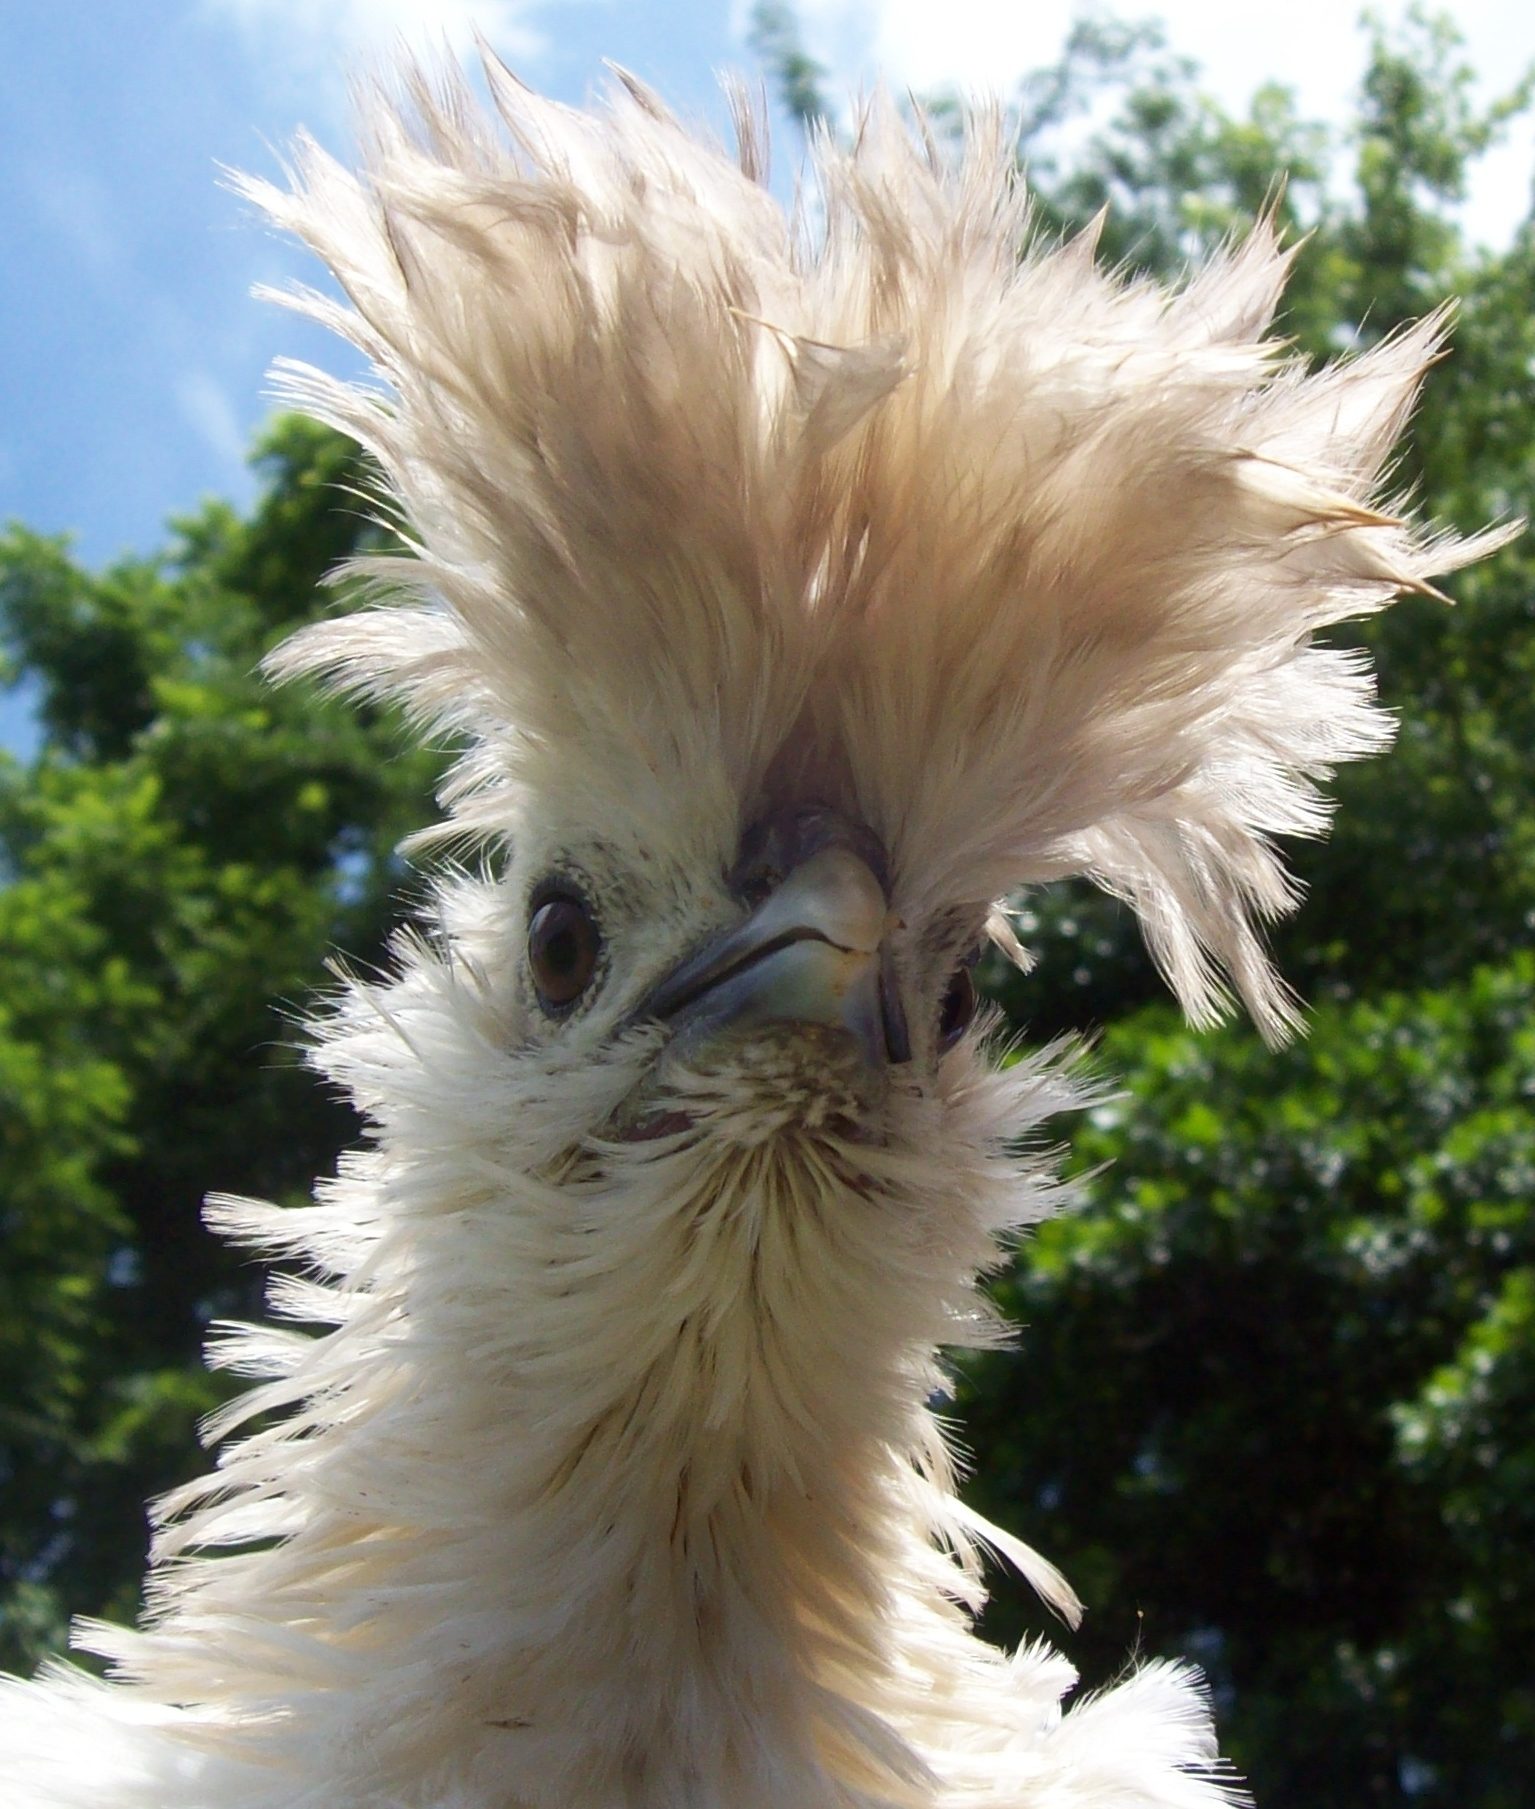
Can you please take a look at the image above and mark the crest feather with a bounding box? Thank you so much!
[242,55,1517,1041]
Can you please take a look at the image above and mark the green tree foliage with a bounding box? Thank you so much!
[965,963,1535,1804]
[1,13,1531,1807]
[748,1,832,132]
[751,8,1535,1803]
[0,419,441,1671]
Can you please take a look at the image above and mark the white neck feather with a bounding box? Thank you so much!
[6,954,1235,1809]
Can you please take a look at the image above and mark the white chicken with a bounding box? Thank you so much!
[0,54,1508,1809]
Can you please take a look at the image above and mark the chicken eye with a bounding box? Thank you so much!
[936,962,978,1052]
[528,892,601,1009]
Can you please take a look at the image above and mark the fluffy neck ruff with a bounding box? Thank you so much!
[59,928,1142,1809]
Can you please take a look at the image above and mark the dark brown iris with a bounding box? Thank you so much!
[936,962,978,1051]
[528,893,601,1009]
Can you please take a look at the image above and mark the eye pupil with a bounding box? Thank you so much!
[736,867,780,909]
[937,963,977,1051]
[528,895,600,1008]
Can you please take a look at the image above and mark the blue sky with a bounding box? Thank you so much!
[1,2,1531,658]
[0,0,749,575]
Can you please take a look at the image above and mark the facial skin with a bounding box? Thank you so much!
[479,781,986,1150]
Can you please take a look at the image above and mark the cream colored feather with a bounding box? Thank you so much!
[0,55,1511,1809]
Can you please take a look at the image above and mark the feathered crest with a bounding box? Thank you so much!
[242,54,1512,1041]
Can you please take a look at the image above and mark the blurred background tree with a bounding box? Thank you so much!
[0,419,442,1667]
[2,10,1531,1806]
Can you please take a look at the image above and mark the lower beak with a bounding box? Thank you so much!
[631,844,912,1067]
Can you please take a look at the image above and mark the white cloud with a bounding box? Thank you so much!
[784,0,1535,247]
[210,0,543,56]
[796,0,1072,99]
[203,0,546,116]
[28,165,122,278]
[175,368,249,471]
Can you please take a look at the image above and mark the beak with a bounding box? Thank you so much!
[630,840,912,1068]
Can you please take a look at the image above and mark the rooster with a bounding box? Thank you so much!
[0,54,1509,1809]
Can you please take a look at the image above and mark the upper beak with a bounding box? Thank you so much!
[630,842,912,1067]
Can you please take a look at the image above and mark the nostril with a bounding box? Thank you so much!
[936,963,979,1051]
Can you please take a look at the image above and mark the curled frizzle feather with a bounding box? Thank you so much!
[241,61,1514,1041]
